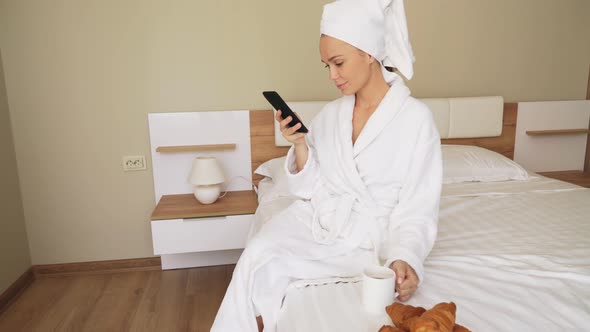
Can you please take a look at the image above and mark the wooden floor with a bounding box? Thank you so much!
[0,265,235,331]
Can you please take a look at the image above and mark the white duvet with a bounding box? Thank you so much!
[253,176,590,331]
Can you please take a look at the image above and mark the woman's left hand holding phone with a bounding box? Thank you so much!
[275,110,308,172]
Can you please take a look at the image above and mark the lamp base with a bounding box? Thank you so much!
[194,185,221,204]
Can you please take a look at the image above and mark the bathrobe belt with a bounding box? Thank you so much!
[311,194,391,257]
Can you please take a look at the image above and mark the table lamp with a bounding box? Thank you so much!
[188,156,225,204]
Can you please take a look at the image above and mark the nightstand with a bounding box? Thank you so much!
[537,171,590,188]
[150,190,258,269]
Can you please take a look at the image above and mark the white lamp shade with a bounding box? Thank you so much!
[188,156,225,185]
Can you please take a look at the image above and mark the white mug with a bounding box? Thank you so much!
[362,265,397,314]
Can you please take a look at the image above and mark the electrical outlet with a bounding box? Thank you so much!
[122,155,146,171]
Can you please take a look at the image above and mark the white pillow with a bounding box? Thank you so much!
[255,146,527,188]
[254,156,287,181]
[442,145,529,184]
[254,156,292,201]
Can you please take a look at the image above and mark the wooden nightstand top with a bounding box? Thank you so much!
[538,171,590,188]
[151,190,258,220]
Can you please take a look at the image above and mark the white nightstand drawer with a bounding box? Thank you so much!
[151,214,253,255]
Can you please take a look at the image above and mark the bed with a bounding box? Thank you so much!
[246,99,590,331]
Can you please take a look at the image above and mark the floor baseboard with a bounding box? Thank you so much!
[33,257,162,277]
[0,267,35,315]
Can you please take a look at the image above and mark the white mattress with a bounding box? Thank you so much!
[252,175,590,331]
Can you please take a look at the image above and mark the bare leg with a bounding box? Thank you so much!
[256,316,264,332]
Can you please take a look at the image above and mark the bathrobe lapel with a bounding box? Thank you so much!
[332,95,371,202]
[352,77,411,158]
[320,78,411,253]
[330,77,410,200]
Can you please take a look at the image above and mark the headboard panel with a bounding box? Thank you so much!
[272,97,505,146]
[250,103,518,184]
[441,102,517,159]
[250,110,290,184]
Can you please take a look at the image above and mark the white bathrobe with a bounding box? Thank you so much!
[211,75,442,332]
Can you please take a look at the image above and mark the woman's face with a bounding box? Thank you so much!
[319,35,374,95]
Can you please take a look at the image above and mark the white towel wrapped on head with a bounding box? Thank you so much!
[320,0,415,80]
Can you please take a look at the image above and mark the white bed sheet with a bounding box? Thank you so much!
[252,176,590,331]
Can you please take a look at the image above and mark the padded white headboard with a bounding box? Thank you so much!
[273,101,330,146]
[273,96,504,146]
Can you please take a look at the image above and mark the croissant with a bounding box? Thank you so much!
[411,302,456,332]
[379,325,405,332]
[385,303,426,328]
[452,324,471,332]
[401,316,420,331]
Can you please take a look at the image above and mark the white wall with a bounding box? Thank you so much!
[0,0,588,264]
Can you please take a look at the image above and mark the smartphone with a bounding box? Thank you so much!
[262,91,309,133]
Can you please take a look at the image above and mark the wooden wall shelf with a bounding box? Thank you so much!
[151,190,258,220]
[526,129,590,136]
[156,144,236,153]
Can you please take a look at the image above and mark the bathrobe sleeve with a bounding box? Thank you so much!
[283,127,321,200]
[382,115,442,284]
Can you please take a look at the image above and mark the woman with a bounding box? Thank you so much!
[211,1,442,331]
